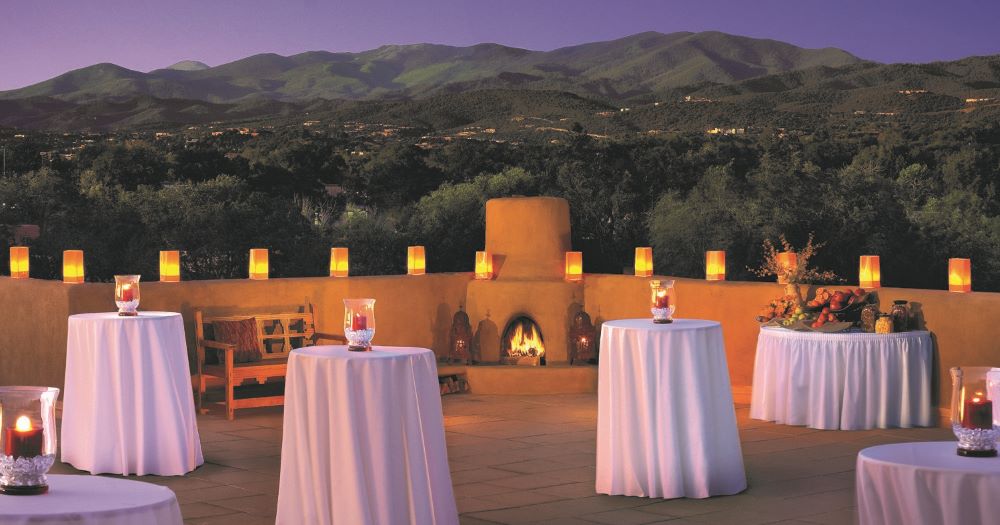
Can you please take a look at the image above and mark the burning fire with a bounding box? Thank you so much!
[506,322,545,358]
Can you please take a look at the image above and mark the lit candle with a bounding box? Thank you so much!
[654,290,670,309]
[119,283,135,302]
[962,392,993,430]
[4,416,43,458]
[351,313,368,331]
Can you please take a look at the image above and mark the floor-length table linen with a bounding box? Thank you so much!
[276,345,459,525]
[0,474,182,525]
[751,327,933,430]
[857,441,1000,525]
[62,312,203,476]
[597,319,747,499]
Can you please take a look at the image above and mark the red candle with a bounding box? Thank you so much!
[119,284,135,302]
[4,416,43,458]
[351,313,367,331]
[962,394,994,430]
[654,291,670,309]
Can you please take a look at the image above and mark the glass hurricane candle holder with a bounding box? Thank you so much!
[344,298,376,352]
[951,367,999,457]
[114,274,141,316]
[649,279,676,324]
[0,386,60,495]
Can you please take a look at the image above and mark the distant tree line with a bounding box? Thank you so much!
[1,123,998,291]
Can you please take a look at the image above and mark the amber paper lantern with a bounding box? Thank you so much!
[407,246,426,275]
[159,250,180,282]
[474,251,493,280]
[330,247,349,277]
[565,251,583,282]
[859,255,881,288]
[63,250,84,284]
[634,247,653,277]
[776,251,797,284]
[9,246,29,279]
[948,258,972,293]
[705,250,726,281]
[249,248,269,280]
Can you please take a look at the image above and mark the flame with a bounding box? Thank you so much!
[15,416,32,432]
[506,322,545,358]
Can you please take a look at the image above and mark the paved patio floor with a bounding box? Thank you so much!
[52,394,951,524]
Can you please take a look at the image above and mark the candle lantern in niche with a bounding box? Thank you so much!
[0,386,60,495]
[569,310,597,365]
[448,308,473,364]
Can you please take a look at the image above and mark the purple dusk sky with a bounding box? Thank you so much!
[2,0,998,91]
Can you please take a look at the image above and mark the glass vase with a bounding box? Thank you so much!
[649,279,676,324]
[0,386,60,495]
[344,298,376,351]
[951,367,999,457]
[114,274,141,316]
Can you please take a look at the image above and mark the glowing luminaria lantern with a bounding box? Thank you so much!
[9,246,29,279]
[159,250,180,282]
[330,247,349,277]
[634,247,653,277]
[249,249,269,280]
[859,255,881,288]
[705,250,726,281]
[949,258,972,293]
[407,246,426,275]
[565,251,583,282]
[776,251,797,284]
[63,250,84,284]
[475,251,493,280]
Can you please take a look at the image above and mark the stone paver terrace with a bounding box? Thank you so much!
[51,394,951,524]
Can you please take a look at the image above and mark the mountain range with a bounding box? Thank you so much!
[1,31,998,132]
[0,31,861,103]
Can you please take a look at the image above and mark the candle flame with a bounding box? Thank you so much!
[15,415,32,432]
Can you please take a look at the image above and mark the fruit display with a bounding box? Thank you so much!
[756,295,801,324]
[757,287,877,332]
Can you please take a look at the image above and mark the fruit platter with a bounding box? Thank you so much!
[756,288,874,332]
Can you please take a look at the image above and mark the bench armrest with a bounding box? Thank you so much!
[200,339,236,351]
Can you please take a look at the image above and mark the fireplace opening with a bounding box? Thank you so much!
[501,316,546,366]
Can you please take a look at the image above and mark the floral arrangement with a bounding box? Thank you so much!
[750,233,838,285]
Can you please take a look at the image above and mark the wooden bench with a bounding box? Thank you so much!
[195,305,343,420]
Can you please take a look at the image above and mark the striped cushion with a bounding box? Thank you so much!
[213,318,263,363]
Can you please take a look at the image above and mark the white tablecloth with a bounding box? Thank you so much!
[276,346,459,525]
[0,474,182,525]
[62,312,204,475]
[750,327,933,430]
[857,441,1000,525]
[597,319,747,499]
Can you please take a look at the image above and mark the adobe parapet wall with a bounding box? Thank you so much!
[2,274,998,416]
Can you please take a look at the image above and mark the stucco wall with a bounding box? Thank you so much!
[2,273,998,415]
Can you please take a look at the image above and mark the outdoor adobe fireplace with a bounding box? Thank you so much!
[465,196,585,365]
[501,316,546,365]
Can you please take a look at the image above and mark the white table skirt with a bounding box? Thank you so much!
[0,474,182,525]
[276,346,459,525]
[597,319,747,499]
[750,327,933,430]
[61,312,204,475]
[857,442,1000,525]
